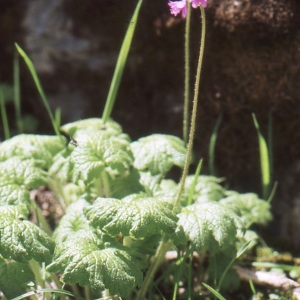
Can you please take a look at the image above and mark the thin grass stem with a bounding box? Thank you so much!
[14,50,23,132]
[0,87,10,139]
[15,43,60,136]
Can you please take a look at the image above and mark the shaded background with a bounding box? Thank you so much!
[0,0,300,249]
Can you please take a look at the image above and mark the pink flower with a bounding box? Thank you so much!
[168,0,207,17]
[168,0,188,17]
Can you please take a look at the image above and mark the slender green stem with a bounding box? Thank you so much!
[173,6,206,213]
[136,236,170,299]
[137,7,206,299]
[0,87,10,140]
[14,50,23,133]
[183,2,191,144]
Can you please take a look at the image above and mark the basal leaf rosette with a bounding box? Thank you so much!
[47,231,145,297]
[131,134,186,176]
[70,133,134,184]
[174,202,242,253]
[0,134,64,168]
[0,206,55,262]
[85,194,178,239]
[219,192,272,228]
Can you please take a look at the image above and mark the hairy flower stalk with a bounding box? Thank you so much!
[137,3,207,299]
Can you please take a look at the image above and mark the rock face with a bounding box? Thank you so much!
[1,0,300,247]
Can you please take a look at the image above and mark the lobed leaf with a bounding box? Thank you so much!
[0,134,64,168]
[0,184,31,212]
[0,157,48,189]
[0,206,55,262]
[0,256,35,299]
[131,134,186,176]
[184,175,226,203]
[60,118,125,139]
[47,231,145,297]
[174,202,241,253]
[220,192,272,228]
[85,194,178,239]
[70,133,134,184]
[53,199,91,243]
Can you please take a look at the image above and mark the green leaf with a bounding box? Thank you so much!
[85,194,178,239]
[174,202,241,253]
[53,199,91,243]
[47,231,145,297]
[0,184,31,211]
[131,134,186,176]
[220,192,272,228]
[70,133,134,184]
[0,256,35,299]
[108,168,145,199]
[0,157,48,188]
[0,134,64,168]
[60,118,125,139]
[184,175,226,204]
[0,206,55,262]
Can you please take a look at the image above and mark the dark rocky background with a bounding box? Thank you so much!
[0,0,300,249]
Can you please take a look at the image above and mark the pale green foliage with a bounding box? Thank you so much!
[184,175,226,203]
[0,205,55,262]
[85,194,178,239]
[220,192,272,228]
[131,134,186,176]
[71,133,133,184]
[53,199,91,243]
[0,157,48,188]
[0,256,35,299]
[0,134,64,168]
[0,184,31,210]
[175,202,241,253]
[60,118,124,138]
[47,231,145,297]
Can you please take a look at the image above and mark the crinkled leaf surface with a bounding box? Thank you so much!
[0,206,55,262]
[53,199,91,243]
[131,134,186,176]
[0,256,35,299]
[85,194,178,239]
[220,192,272,227]
[184,175,226,203]
[0,134,64,168]
[70,133,133,184]
[174,202,241,253]
[0,184,31,211]
[0,157,48,188]
[47,231,145,297]
[108,168,144,199]
[60,118,124,138]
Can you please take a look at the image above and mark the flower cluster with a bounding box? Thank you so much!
[168,0,207,17]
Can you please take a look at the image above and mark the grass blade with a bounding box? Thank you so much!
[11,288,85,300]
[209,114,222,176]
[252,113,271,200]
[14,50,23,132]
[15,43,60,136]
[202,283,227,300]
[187,159,203,206]
[102,0,143,123]
[0,86,10,139]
